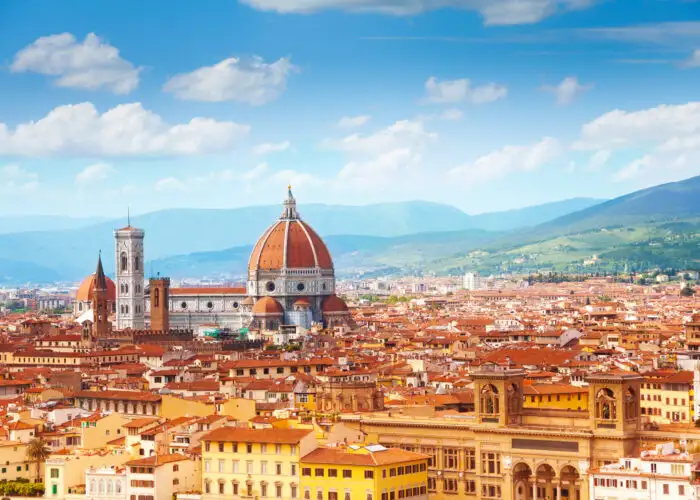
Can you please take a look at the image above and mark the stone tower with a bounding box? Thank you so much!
[114,223,145,330]
[472,363,525,427]
[149,275,170,332]
[91,253,111,339]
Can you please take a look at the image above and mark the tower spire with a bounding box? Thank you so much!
[127,207,131,228]
[95,251,107,290]
[281,184,298,219]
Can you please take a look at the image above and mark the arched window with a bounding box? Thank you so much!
[154,288,160,307]
[124,284,129,294]
[99,479,105,494]
[89,479,96,495]
[115,481,122,494]
[480,384,499,415]
[125,305,129,314]
[624,388,637,419]
[596,388,617,420]
[120,252,128,272]
[135,256,140,271]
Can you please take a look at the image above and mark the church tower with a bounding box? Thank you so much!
[91,253,111,339]
[149,275,170,332]
[114,223,145,330]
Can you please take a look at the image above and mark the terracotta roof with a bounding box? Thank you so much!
[202,427,312,444]
[302,447,428,466]
[252,297,284,315]
[323,295,349,314]
[126,454,189,466]
[76,273,116,302]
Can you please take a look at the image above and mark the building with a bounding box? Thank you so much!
[300,445,429,500]
[200,426,317,500]
[73,272,116,317]
[85,188,351,334]
[589,446,696,500]
[463,272,481,291]
[125,454,200,500]
[115,223,146,330]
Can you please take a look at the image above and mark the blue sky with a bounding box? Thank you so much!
[1,0,700,217]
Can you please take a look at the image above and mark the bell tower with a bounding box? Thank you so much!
[586,372,643,434]
[149,275,170,332]
[472,363,525,427]
[92,253,111,339]
[114,221,145,330]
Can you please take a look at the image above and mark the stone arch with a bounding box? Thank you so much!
[535,463,556,482]
[480,384,500,414]
[560,465,580,483]
[596,388,617,420]
[512,463,533,500]
[624,387,637,419]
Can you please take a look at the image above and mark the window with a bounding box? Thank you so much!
[204,460,211,473]
[247,443,253,453]
[329,492,338,500]
[679,485,685,495]
[233,443,238,453]
[277,485,283,498]
[261,484,268,497]
[465,480,476,495]
[663,484,669,495]
[671,464,685,475]
[205,482,211,494]
[276,463,282,475]
[205,442,211,452]
[443,448,458,470]
[247,461,254,474]
[261,461,268,474]
[50,469,60,478]
[315,468,325,477]
[219,482,225,495]
[121,252,128,271]
[465,448,476,471]
[262,444,268,454]
[343,470,352,479]
[443,478,458,494]
[481,452,501,475]
[328,469,338,478]
[291,464,297,476]
[651,463,657,473]
[276,444,283,455]
[302,468,312,477]
[364,470,374,479]
[233,484,239,495]
[219,460,225,473]
[390,469,396,477]
[219,443,225,452]
[292,486,298,499]
[291,445,297,455]
[317,491,323,500]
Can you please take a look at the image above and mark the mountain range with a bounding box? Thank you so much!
[0,197,602,283]
[6,173,700,284]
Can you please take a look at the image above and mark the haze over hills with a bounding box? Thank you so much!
[0,197,603,283]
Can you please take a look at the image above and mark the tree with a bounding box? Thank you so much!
[25,438,51,482]
[681,286,696,298]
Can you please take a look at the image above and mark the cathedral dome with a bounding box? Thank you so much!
[322,294,349,313]
[248,188,333,272]
[252,296,284,315]
[76,273,116,302]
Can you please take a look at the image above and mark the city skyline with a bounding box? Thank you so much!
[1,1,700,217]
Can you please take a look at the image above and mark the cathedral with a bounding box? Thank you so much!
[75,188,350,335]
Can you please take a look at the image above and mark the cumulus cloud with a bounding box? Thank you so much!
[0,102,250,157]
[449,137,562,184]
[585,150,611,171]
[252,140,291,155]
[322,119,437,155]
[163,56,296,105]
[575,101,700,184]
[1,165,39,193]
[424,77,507,104]
[541,76,592,105]
[440,108,464,121]
[11,33,141,94]
[243,162,270,181]
[240,0,592,26]
[684,49,700,68]
[155,177,186,192]
[75,162,115,185]
[339,148,422,183]
[337,115,371,128]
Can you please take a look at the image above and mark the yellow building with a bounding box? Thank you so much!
[640,370,694,424]
[201,427,317,500]
[0,441,32,482]
[300,445,428,500]
[523,384,589,411]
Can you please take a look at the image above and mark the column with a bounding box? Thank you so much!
[556,484,561,500]
[532,481,537,500]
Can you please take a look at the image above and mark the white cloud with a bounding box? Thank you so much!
[1,164,39,193]
[337,115,371,128]
[322,119,437,155]
[163,56,296,105]
[11,33,140,94]
[240,0,592,26]
[585,149,611,171]
[541,76,592,105]
[75,162,115,185]
[243,162,270,181]
[155,177,185,192]
[0,102,250,157]
[339,148,421,183]
[440,108,464,121]
[449,137,561,184]
[575,101,700,185]
[252,140,291,155]
[424,76,507,104]
[581,22,700,45]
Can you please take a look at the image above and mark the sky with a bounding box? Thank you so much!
[1,0,700,217]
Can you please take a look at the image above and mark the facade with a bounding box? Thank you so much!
[342,366,645,500]
[115,225,146,330]
[125,454,200,500]
[96,188,350,334]
[200,427,317,500]
[300,445,429,500]
[463,272,481,291]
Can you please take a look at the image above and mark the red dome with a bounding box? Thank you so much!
[252,297,284,315]
[76,273,116,302]
[249,219,333,272]
[322,295,349,314]
[294,297,312,308]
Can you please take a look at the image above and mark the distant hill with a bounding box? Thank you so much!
[0,215,107,234]
[0,197,601,283]
[469,198,603,231]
